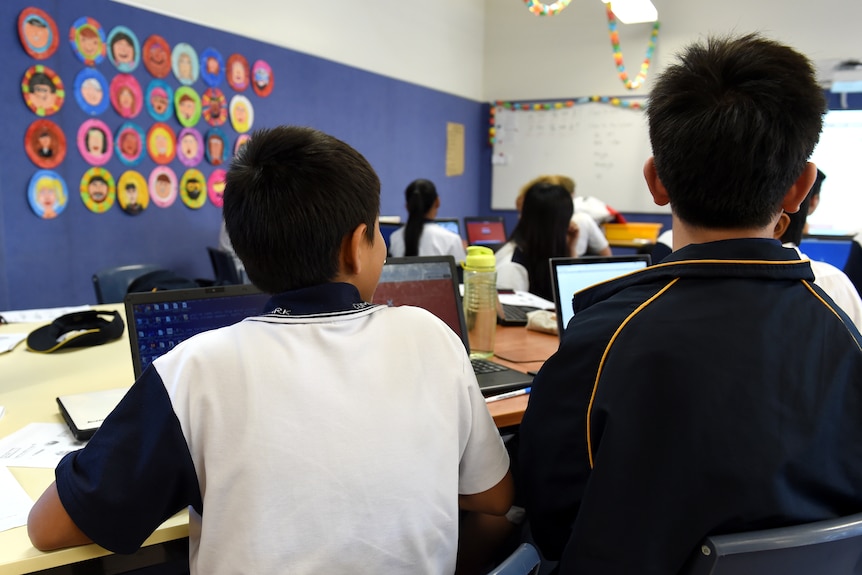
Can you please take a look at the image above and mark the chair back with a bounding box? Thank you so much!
[92,264,162,304]
[207,247,242,285]
[683,512,862,575]
[486,542,541,575]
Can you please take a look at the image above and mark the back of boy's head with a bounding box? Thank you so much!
[223,126,381,294]
[647,33,825,229]
[781,168,826,246]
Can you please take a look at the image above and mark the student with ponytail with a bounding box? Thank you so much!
[389,179,466,261]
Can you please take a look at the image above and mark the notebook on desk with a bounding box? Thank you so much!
[373,256,533,396]
[550,255,651,336]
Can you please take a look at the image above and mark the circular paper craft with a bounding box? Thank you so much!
[180,168,207,209]
[149,166,178,208]
[145,79,173,122]
[80,167,115,213]
[28,170,68,219]
[73,68,109,115]
[106,26,140,73]
[234,133,251,156]
[115,122,146,166]
[117,170,148,215]
[147,122,177,164]
[251,60,274,97]
[110,74,143,119]
[18,8,60,60]
[208,169,227,208]
[229,94,253,133]
[69,17,106,66]
[177,128,204,167]
[22,65,64,117]
[226,54,250,91]
[200,47,225,87]
[25,119,66,169]
[174,86,201,127]
[77,119,113,166]
[142,34,171,78]
[172,42,199,86]
[201,88,227,126]
[204,127,229,166]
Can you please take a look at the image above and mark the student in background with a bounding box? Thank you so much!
[775,169,862,329]
[496,181,576,300]
[519,34,862,574]
[28,126,513,574]
[515,174,612,258]
[388,178,466,262]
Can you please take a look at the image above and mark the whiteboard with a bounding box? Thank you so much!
[491,103,664,213]
[808,109,862,235]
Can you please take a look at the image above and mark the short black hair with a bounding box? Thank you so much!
[223,126,381,293]
[781,169,826,245]
[647,34,825,229]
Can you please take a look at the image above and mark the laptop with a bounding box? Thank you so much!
[57,387,130,440]
[372,256,533,396]
[434,218,462,237]
[550,255,651,336]
[124,284,270,378]
[464,216,508,251]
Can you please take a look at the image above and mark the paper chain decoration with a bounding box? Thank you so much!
[606,3,660,90]
[523,0,572,16]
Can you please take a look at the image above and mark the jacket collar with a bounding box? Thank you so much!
[263,282,373,317]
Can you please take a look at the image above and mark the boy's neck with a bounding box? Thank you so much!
[671,214,779,251]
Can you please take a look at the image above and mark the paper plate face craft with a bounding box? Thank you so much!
[80,167,115,214]
[251,60,274,97]
[234,133,251,156]
[200,47,225,87]
[19,8,59,60]
[226,53,250,91]
[69,17,106,66]
[149,166,178,208]
[174,86,201,128]
[142,34,171,78]
[147,122,177,164]
[202,88,227,126]
[110,74,143,119]
[22,65,64,117]
[229,94,253,134]
[204,127,229,166]
[172,43,199,86]
[74,68,109,116]
[77,119,113,166]
[145,79,173,122]
[28,170,68,219]
[25,119,66,169]
[208,169,227,208]
[115,122,146,166]
[117,170,149,215]
[177,128,204,167]
[106,26,140,73]
[180,169,207,209]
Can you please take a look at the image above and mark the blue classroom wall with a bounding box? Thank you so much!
[0,0,490,310]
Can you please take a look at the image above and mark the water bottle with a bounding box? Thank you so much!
[462,245,498,359]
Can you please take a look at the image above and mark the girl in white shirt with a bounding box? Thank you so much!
[388,179,466,262]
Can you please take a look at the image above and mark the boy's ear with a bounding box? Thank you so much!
[782,162,817,214]
[341,223,369,276]
[773,212,791,240]
[643,157,670,207]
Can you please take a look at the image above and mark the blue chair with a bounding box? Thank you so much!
[486,542,541,575]
[92,264,162,304]
[683,512,862,575]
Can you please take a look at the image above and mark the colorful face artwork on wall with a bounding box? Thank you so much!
[147,122,177,164]
[172,43,199,86]
[200,47,225,87]
[202,88,227,127]
[145,79,173,122]
[22,65,64,117]
[234,133,251,156]
[251,60,273,97]
[117,170,149,216]
[142,34,171,78]
[80,167,116,214]
[73,68,109,116]
[69,17,106,66]
[106,26,140,73]
[226,53,250,91]
[180,169,207,209]
[28,170,68,219]
[229,95,253,133]
[149,166,178,208]
[204,127,228,166]
[177,128,203,167]
[208,169,227,208]
[25,119,66,170]
[115,122,146,166]
[110,74,143,119]
[174,86,201,128]
[77,119,113,166]
[18,8,59,60]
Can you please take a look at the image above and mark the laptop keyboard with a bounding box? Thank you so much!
[471,358,509,374]
[498,304,539,326]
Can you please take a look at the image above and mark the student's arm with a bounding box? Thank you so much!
[459,470,515,516]
[595,245,613,256]
[28,482,93,551]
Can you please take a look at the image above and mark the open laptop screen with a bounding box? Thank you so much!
[434,218,462,237]
[464,217,507,247]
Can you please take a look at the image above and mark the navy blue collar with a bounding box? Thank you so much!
[263,283,373,316]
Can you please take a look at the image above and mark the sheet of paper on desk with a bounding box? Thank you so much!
[0,333,27,353]
[497,290,555,310]
[0,466,33,532]
[0,423,86,468]
[0,305,90,324]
